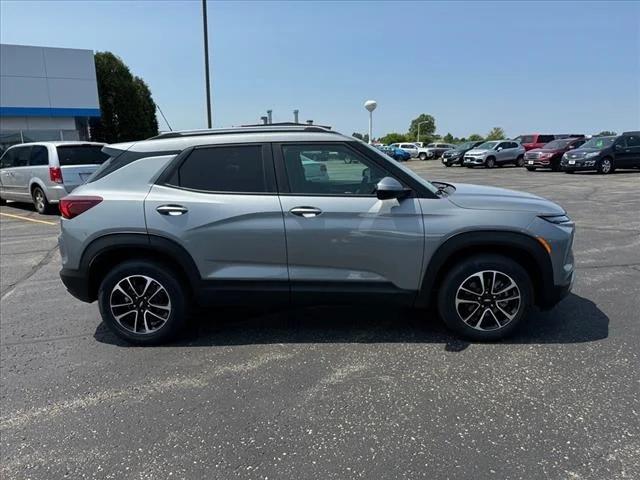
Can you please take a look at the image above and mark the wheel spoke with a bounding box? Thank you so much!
[497,294,520,302]
[496,304,517,321]
[462,304,481,324]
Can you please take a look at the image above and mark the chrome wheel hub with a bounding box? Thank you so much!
[455,270,521,331]
[602,160,611,173]
[109,275,171,334]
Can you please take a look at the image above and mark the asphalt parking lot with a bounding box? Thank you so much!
[1,162,639,479]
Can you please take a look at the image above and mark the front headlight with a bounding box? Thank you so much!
[585,152,600,158]
[540,214,573,225]
[562,153,569,159]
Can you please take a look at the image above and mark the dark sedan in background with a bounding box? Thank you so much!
[441,140,484,167]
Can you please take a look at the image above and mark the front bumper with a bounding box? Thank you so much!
[463,156,485,166]
[442,155,462,165]
[561,158,598,171]
[539,271,574,310]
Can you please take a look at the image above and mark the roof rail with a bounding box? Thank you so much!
[150,125,336,140]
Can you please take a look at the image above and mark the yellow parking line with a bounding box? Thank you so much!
[0,212,58,226]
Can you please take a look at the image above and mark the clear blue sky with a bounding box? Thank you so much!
[1,0,639,138]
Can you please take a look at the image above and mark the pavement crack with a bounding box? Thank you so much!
[0,244,58,299]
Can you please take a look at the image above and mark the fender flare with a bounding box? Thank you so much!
[417,230,554,308]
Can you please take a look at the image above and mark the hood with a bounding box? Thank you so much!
[529,147,561,154]
[466,148,491,155]
[445,183,565,215]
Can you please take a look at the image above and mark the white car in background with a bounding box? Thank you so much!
[0,141,108,213]
[301,154,329,182]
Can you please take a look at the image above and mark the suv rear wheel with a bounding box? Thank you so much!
[419,152,428,161]
[485,157,496,168]
[437,254,532,341]
[516,155,525,167]
[98,260,188,345]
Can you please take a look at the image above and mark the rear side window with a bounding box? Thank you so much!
[29,146,49,166]
[88,148,180,183]
[56,145,109,166]
[539,135,555,144]
[169,145,269,193]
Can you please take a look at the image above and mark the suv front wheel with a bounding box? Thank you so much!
[98,260,188,345]
[437,254,532,341]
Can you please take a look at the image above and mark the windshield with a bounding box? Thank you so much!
[56,145,109,166]
[514,135,534,144]
[476,141,499,150]
[455,141,476,151]
[542,139,572,150]
[581,137,615,150]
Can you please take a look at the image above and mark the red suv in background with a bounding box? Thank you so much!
[524,137,586,171]
[514,134,557,151]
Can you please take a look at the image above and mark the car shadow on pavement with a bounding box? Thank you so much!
[94,293,608,352]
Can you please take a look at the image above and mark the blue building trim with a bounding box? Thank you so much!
[0,107,101,118]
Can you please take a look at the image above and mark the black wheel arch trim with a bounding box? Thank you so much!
[416,230,555,308]
[75,233,202,301]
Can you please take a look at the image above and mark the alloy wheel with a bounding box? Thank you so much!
[455,270,521,331]
[109,275,172,334]
[34,189,45,212]
[601,159,612,174]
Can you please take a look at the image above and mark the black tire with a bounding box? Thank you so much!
[419,152,427,161]
[526,167,536,171]
[32,186,54,214]
[597,157,614,175]
[0,196,6,206]
[565,170,575,174]
[516,155,525,167]
[437,254,532,341]
[444,162,452,167]
[551,162,560,172]
[485,157,496,168]
[98,260,189,345]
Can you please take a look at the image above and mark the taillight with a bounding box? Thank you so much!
[49,166,63,184]
[59,196,103,219]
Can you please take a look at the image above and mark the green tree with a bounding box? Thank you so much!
[408,114,436,142]
[596,130,616,137]
[486,127,505,140]
[443,133,455,144]
[352,132,369,143]
[468,133,484,141]
[379,132,408,145]
[90,52,158,143]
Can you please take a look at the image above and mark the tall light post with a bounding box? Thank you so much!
[364,100,377,144]
[417,120,430,143]
[202,0,212,128]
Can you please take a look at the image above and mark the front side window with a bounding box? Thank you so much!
[282,144,388,196]
[14,147,31,167]
[497,142,510,150]
[170,145,268,193]
[625,134,640,148]
[29,146,49,166]
[0,148,16,168]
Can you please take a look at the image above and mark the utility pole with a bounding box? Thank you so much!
[202,0,212,128]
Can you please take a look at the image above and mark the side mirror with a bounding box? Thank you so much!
[496,147,503,152]
[375,176,409,200]
[614,144,623,151]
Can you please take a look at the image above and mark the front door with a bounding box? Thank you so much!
[274,142,425,303]
[615,134,640,168]
[144,143,288,304]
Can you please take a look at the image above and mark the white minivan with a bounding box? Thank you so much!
[0,142,107,213]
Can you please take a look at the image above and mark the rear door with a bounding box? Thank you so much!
[55,144,109,192]
[0,148,17,199]
[618,134,640,167]
[144,143,289,303]
[274,142,424,302]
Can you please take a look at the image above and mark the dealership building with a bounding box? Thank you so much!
[0,43,101,152]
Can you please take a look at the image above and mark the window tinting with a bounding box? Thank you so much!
[29,146,49,166]
[0,149,16,168]
[57,146,109,166]
[14,147,30,167]
[625,135,640,148]
[172,146,267,193]
[282,144,389,196]
[539,135,555,144]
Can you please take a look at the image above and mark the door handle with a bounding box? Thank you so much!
[289,206,322,218]
[156,204,188,216]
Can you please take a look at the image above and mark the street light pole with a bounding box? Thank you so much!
[417,120,429,143]
[202,0,212,128]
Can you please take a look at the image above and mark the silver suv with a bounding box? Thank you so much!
[463,140,526,168]
[0,142,108,213]
[58,126,575,345]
